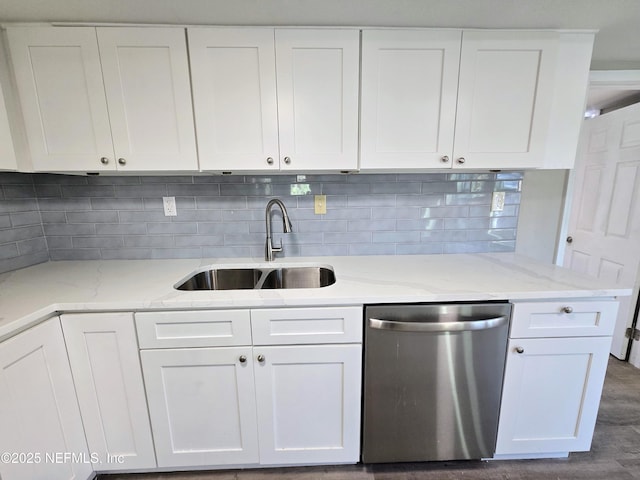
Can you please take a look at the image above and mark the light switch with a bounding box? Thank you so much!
[314,195,327,215]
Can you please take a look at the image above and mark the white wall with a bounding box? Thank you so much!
[515,170,568,264]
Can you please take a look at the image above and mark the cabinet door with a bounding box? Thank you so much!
[61,312,156,471]
[510,300,618,339]
[6,26,114,172]
[275,29,359,171]
[495,336,610,456]
[0,70,17,171]
[251,306,363,345]
[454,31,558,169]
[0,319,92,480]
[135,309,252,349]
[188,27,279,172]
[97,27,197,171]
[360,29,461,170]
[253,344,362,464]
[140,347,259,467]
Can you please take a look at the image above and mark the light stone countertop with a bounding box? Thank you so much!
[0,253,632,341]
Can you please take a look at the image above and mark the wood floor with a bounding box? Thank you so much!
[100,356,640,480]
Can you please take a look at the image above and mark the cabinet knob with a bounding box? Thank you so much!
[257,354,265,363]
[100,157,109,165]
[239,355,247,363]
[456,157,466,165]
[266,157,274,165]
[566,236,573,244]
[562,306,574,314]
[283,157,291,165]
[515,346,525,354]
[441,155,450,163]
[117,158,126,166]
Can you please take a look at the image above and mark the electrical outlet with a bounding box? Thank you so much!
[163,196,177,216]
[314,195,327,215]
[491,191,505,212]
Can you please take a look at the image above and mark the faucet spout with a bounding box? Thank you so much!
[265,199,293,261]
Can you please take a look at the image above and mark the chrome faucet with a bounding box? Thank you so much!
[265,198,293,261]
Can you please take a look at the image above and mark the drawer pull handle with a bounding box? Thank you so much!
[239,355,247,363]
[515,346,525,354]
[441,155,450,163]
[562,306,574,314]
[257,354,265,363]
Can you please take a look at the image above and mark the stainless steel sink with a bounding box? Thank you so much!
[175,268,262,290]
[175,265,335,291]
[260,267,335,289]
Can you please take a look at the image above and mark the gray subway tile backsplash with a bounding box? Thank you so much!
[0,171,523,273]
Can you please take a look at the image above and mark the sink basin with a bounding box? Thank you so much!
[260,267,335,289]
[175,268,263,291]
[175,265,335,291]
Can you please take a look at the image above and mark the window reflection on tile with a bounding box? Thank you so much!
[290,183,312,196]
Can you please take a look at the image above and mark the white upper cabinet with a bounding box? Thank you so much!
[7,27,113,172]
[361,29,567,170]
[275,29,359,172]
[96,27,197,171]
[360,29,462,169]
[6,26,197,172]
[189,27,359,172]
[0,39,18,171]
[0,79,17,171]
[189,28,279,172]
[454,31,558,169]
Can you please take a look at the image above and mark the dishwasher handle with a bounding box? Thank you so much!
[368,315,508,332]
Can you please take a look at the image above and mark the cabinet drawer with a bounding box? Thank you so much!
[510,300,618,338]
[135,310,251,348]
[251,307,363,345]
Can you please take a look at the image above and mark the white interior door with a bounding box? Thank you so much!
[563,102,640,362]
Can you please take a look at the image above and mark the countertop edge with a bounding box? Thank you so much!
[0,287,630,344]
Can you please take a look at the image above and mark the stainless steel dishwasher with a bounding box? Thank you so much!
[362,302,511,463]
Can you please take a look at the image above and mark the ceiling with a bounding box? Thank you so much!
[1,0,640,70]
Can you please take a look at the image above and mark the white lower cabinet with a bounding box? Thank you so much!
[137,306,362,469]
[141,346,259,467]
[0,318,92,480]
[61,313,156,471]
[495,299,616,457]
[496,336,610,455]
[254,344,362,465]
